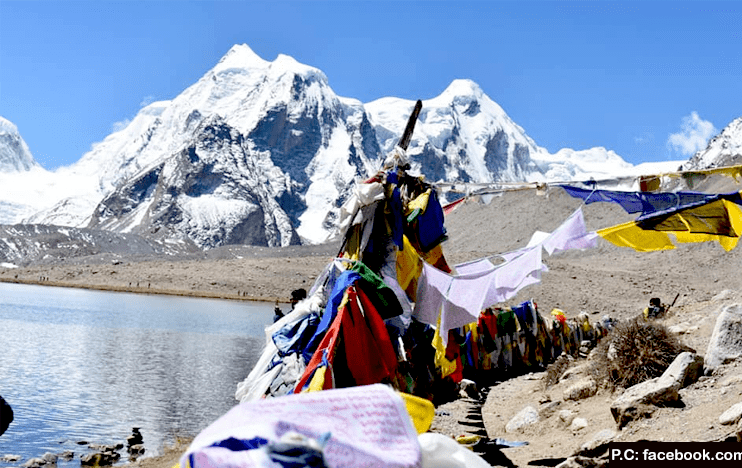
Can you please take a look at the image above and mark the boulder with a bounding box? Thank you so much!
[505,405,539,433]
[662,352,704,388]
[719,402,742,425]
[610,351,703,427]
[563,379,598,401]
[705,304,742,370]
[611,376,679,413]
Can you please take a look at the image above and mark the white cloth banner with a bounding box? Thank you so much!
[184,384,421,468]
[412,208,596,344]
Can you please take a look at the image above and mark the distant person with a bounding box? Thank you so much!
[0,395,12,437]
[274,289,307,323]
[273,300,284,323]
[290,288,307,310]
[644,297,665,320]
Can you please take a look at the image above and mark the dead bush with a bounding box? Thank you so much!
[591,318,686,389]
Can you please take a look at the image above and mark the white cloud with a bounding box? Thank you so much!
[667,112,717,156]
[633,132,653,144]
[111,118,131,133]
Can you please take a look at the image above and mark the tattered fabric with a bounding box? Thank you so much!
[597,193,742,252]
[560,185,720,217]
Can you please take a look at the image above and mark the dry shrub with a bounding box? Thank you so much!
[592,318,686,389]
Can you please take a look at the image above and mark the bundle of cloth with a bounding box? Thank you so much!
[236,158,613,405]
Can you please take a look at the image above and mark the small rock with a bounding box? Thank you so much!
[524,372,544,381]
[539,400,561,418]
[578,429,616,457]
[129,444,145,456]
[563,378,598,401]
[80,451,120,467]
[0,455,21,463]
[613,403,656,429]
[560,363,591,381]
[570,417,588,431]
[41,453,58,464]
[60,451,74,461]
[459,379,479,400]
[720,402,742,425]
[559,409,575,426]
[505,406,540,433]
[21,458,45,468]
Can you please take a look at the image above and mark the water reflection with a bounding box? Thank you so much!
[0,283,271,466]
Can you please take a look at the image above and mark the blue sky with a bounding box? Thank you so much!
[1,1,741,170]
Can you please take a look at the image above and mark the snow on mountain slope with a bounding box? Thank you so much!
[2,45,709,249]
[365,80,656,186]
[682,117,742,171]
[367,80,542,183]
[53,44,381,247]
[0,117,38,172]
[0,117,81,224]
[87,116,301,248]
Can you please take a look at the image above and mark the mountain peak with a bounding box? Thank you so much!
[271,53,328,85]
[213,43,269,73]
[440,79,483,98]
[0,116,19,134]
[0,116,38,172]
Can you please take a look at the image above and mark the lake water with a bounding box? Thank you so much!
[0,282,274,466]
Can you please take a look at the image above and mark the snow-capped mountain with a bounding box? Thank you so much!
[682,117,742,170]
[367,80,644,185]
[367,80,543,183]
[29,45,381,246]
[0,117,58,224]
[0,117,38,172]
[1,44,698,250]
[86,116,303,249]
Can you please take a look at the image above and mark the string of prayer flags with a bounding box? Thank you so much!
[597,191,742,252]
